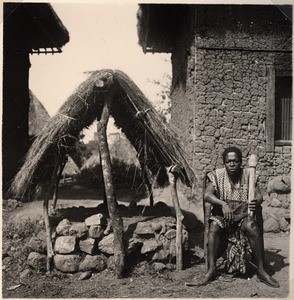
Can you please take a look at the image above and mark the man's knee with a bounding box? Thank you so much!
[209,220,223,234]
[242,219,260,237]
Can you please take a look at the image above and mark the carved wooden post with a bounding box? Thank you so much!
[52,157,67,210]
[139,159,154,207]
[97,95,125,278]
[41,172,58,272]
[248,154,258,221]
[168,165,184,270]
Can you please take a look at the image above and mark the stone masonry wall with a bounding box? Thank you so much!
[170,5,292,202]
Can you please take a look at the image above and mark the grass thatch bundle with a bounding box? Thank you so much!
[11,69,196,199]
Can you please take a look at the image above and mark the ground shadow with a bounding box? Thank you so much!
[264,249,289,275]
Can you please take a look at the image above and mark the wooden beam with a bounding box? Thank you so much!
[266,66,275,152]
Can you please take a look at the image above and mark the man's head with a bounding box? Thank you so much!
[222,147,242,177]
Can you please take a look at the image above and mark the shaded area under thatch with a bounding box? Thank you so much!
[11,69,196,200]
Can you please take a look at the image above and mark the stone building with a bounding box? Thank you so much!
[3,3,69,196]
[138,4,292,200]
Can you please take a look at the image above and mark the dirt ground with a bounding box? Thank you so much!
[2,191,291,298]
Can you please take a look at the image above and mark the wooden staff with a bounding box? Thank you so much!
[248,154,258,221]
[168,165,184,270]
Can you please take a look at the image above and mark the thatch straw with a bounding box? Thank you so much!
[11,69,196,199]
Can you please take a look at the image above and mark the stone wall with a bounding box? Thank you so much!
[23,205,191,276]
[170,5,292,201]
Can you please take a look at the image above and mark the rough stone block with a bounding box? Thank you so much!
[89,225,104,239]
[98,233,114,254]
[79,255,106,272]
[56,219,72,236]
[279,217,289,232]
[79,271,92,280]
[54,236,76,254]
[263,217,280,233]
[54,254,81,273]
[27,252,46,271]
[134,223,154,237]
[151,222,162,233]
[79,238,96,255]
[152,262,167,272]
[152,249,170,262]
[85,213,107,226]
[69,222,88,239]
[27,236,46,254]
[269,198,282,208]
[267,175,291,194]
[141,238,162,254]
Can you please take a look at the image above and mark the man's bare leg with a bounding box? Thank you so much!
[197,221,227,285]
[241,219,279,288]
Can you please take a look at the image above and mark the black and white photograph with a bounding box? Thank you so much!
[2,1,293,298]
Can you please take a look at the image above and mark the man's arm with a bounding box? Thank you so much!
[204,181,234,221]
[249,184,263,212]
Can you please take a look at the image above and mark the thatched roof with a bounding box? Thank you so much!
[29,90,50,137]
[137,4,191,53]
[62,156,80,177]
[11,69,196,199]
[4,3,69,50]
[137,4,292,54]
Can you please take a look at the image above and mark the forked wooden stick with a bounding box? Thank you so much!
[168,165,184,270]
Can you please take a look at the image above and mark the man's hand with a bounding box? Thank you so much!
[222,203,233,221]
[248,199,258,212]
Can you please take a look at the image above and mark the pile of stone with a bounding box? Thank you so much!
[263,175,291,233]
[26,213,189,275]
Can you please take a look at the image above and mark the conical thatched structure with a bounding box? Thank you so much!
[11,69,196,199]
[62,156,80,177]
[29,90,50,137]
[81,154,100,170]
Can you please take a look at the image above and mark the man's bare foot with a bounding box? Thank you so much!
[257,271,280,288]
[185,269,217,287]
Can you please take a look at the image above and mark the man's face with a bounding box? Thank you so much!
[224,152,241,176]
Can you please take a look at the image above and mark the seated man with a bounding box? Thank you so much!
[200,147,279,288]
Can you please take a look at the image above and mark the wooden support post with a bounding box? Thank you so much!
[99,151,108,207]
[168,166,184,270]
[97,99,125,279]
[139,160,154,207]
[41,181,55,272]
[52,158,67,210]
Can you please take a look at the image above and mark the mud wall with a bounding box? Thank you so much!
[170,5,292,201]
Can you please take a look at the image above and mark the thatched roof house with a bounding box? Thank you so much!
[3,3,69,196]
[11,69,196,199]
